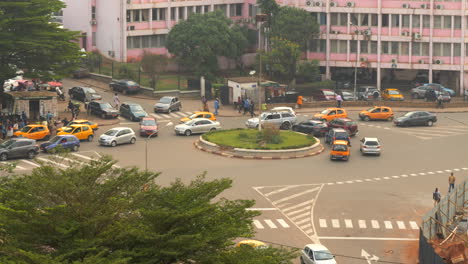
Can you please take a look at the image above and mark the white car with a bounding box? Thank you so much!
[360,137,381,155]
[98,127,136,147]
[174,118,221,136]
[301,244,337,264]
[271,106,296,115]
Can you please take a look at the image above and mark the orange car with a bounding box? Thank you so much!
[57,124,94,141]
[330,140,350,161]
[180,111,216,123]
[14,124,50,140]
[359,106,394,121]
[58,119,98,131]
[313,108,348,122]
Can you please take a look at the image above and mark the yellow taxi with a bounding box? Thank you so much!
[359,106,394,121]
[180,111,216,123]
[57,124,94,141]
[235,239,268,249]
[330,140,350,161]
[66,119,98,131]
[14,124,50,140]
[313,108,348,122]
[381,88,404,101]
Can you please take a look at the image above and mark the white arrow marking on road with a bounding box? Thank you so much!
[361,249,380,263]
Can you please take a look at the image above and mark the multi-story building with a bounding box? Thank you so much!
[64,0,467,93]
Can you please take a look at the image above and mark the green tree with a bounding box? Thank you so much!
[0,156,261,263]
[140,51,168,90]
[166,11,247,80]
[0,0,82,83]
[296,60,321,83]
[225,24,249,74]
[212,246,298,264]
[262,37,301,84]
[270,6,320,51]
[257,0,279,28]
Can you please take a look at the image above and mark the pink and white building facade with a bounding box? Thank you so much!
[64,0,468,93]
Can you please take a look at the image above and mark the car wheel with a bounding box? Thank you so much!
[101,113,106,119]
[363,116,370,121]
[300,257,305,264]
[0,153,7,161]
[427,120,433,127]
[387,116,394,121]
[184,130,192,136]
[281,122,291,130]
[27,151,36,159]
[168,108,172,113]
[130,137,136,144]
[411,93,419,99]
[176,106,180,111]
[111,141,117,147]
[210,128,216,132]
[87,135,94,142]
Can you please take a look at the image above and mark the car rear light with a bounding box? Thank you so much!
[377,146,381,148]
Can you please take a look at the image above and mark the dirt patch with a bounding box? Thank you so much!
[401,240,419,264]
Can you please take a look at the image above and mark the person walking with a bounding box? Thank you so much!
[113,93,120,109]
[464,89,468,101]
[336,94,343,108]
[214,98,220,116]
[243,98,250,116]
[46,111,53,123]
[296,95,303,109]
[62,117,69,127]
[448,173,456,193]
[433,188,441,206]
[238,96,243,113]
[250,100,255,117]
[436,93,443,108]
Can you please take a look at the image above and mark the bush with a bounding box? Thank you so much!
[257,124,283,145]
[115,64,137,80]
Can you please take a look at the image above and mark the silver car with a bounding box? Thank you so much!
[99,127,136,147]
[154,96,181,113]
[245,111,297,130]
[360,137,381,156]
[175,118,221,136]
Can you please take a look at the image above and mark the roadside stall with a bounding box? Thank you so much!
[1,91,58,121]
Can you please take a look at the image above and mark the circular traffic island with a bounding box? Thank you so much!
[195,128,324,159]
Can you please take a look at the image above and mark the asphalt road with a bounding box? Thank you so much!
[11,78,468,264]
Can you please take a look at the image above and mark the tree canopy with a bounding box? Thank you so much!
[0,0,82,82]
[261,37,301,84]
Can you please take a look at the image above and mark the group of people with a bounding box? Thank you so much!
[201,96,220,116]
[235,97,256,117]
[432,172,457,206]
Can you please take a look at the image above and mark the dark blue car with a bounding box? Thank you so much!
[40,135,80,153]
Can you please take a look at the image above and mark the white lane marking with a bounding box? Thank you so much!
[364,179,372,182]
[271,187,320,205]
[301,223,312,229]
[392,176,400,178]
[246,208,278,211]
[428,172,435,174]
[280,199,314,212]
[346,181,354,184]
[173,112,187,118]
[371,220,380,229]
[409,221,419,230]
[169,113,180,118]
[453,168,460,171]
[291,212,310,221]
[401,174,408,178]
[264,219,278,229]
[296,218,310,225]
[319,236,418,241]
[120,122,135,125]
[71,153,93,160]
[185,112,193,115]
[355,179,363,182]
[253,220,264,229]
[384,127,390,130]
[445,169,452,172]
[383,177,390,180]
[286,206,311,216]
[397,221,406,229]
[319,219,327,228]
[336,181,344,184]
[384,221,393,229]
[277,219,290,228]
[374,178,381,181]
[150,113,162,119]
[331,219,340,228]
[436,171,444,173]
[21,159,41,167]
[264,185,297,197]
[376,126,381,128]
[345,219,353,228]
[37,157,68,168]
[462,168,468,170]
[419,173,426,176]
[358,220,367,229]
[327,182,335,185]
[410,173,417,176]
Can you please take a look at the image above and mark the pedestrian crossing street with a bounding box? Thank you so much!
[358,122,468,140]
[317,218,419,231]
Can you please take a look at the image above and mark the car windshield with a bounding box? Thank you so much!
[130,105,144,111]
[366,107,376,112]
[0,140,15,148]
[104,130,118,136]
[403,112,415,117]
[332,145,348,151]
[49,136,62,143]
[83,87,97,94]
[323,90,335,96]
[345,121,357,126]
[100,103,112,109]
[320,109,330,114]
[159,97,172,104]
[260,113,269,120]
[388,90,400,95]
[142,119,156,126]
[343,92,352,96]
[61,127,74,133]
[127,81,138,86]
[185,120,196,125]
[20,126,32,132]
[314,250,334,260]
[365,141,379,146]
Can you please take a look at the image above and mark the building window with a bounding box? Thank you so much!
[195,6,202,14]
[454,43,461,56]
[360,41,369,54]
[434,16,442,29]
[412,42,420,56]
[214,4,227,15]
[371,14,378,27]
[350,13,358,25]
[309,39,326,53]
[204,5,210,13]
[92,32,96,46]
[442,43,451,56]
[171,7,176,20]
[331,13,338,25]
[433,43,442,56]
[454,16,461,29]
[141,9,149,21]
[178,7,184,20]
[400,42,409,55]
[412,15,420,28]
[382,14,389,27]
[331,40,338,53]
[152,8,166,21]
[319,40,326,52]
[382,41,389,54]
[339,13,347,26]
[126,10,131,22]
[187,6,194,17]
[370,41,377,54]
[133,10,140,22]
[127,34,167,49]
[443,16,452,29]
[402,15,410,28]
[350,40,357,53]
[229,4,242,17]
[391,42,399,55]
[423,15,430,28]
[91,6,96,20]
[391,14,400,27]
[360,14,369,26]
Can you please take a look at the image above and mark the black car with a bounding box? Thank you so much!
[394,111,437,127]
[87,101,119,119]
[68,86,102,102]
[72,68,91,78]
[120,102,148,121]
[292,120,329,137]
[109,80,141,94]
[0,138,38,161]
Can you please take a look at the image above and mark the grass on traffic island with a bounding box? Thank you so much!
[202,127,317,150]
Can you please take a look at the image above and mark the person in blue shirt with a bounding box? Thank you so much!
[214,98,219,115]
[243,98,250,115]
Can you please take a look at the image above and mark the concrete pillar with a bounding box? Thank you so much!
[460,0,465,95]
[149,8,153,29]
[175,7,179,22]
[428,0,434,83]
[377,0,382,90]
[200,76,206,97]
[325,12,331,79]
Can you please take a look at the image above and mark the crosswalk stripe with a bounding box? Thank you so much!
[304,229,314,235]
[150,113,161,119]
[358,220,367,229]
[301,223,312,229]
[409,221,419,230]
[264,185,297,197]
[253,220,264,229]
[169,113,180,118]
[37,157,68,168]
[291,212,310,221]
[277,219,290,228]
[280,199,315,212]
[331,219,340,228]
[384,221,393,229]
[264,219,277,229]
[371,220,380,229]
[175,112,188,117]
[345,219,353,228]
[21,159,41,167]
[397,221,406,229]
[271,187,320,205]
[296,218,310,225]
[71,153,93,160]
[285,206,311,217]
[319,219,327,228]
[55,156,85,165]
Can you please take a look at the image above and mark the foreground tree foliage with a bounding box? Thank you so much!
[0,156,295,263]
[0,0,82,82]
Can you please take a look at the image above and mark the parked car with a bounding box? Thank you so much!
[335,90,355,101]
[423,83,455,96]
[330,140,350,161]
[87,101,119,119]
[271,106,296,115]
[72,68,91,79]
[14,124,50,140]
[154,96,181,113]
[0,138,38,161]
[328,118,358,136]
[359,106,394,121]
[40,135,80,153]
[325,128,350,145]
[180,111,216,123]
[424,89,451,102]
[175,118,221,136]
[394,111,437,127]
[139,117,158,137]
[68,86,102,102]
[410,85,432,99]
[381,88,404,101]
[63,119,98,131]
[235,240,268,249]
[411,85,451,101]
[357,86,380,100]
[292,120,329,137]
[57,124,94,141]
[360,137,381,156]
[120,102,148,121]
[99,127,137,147]
[109,80,141,94]
[313,108,348,122]
[245,111,297,130]
[311,89,336,101]
[301,244,337,264]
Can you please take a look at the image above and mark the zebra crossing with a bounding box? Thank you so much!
[317,218,419,231]
[253,218,291,229]
[151,111,194,122]
[359,122,468,140]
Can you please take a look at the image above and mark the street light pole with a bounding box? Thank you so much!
[351,22,359,100]
[256,14,267,132]
[145,121,173,171]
